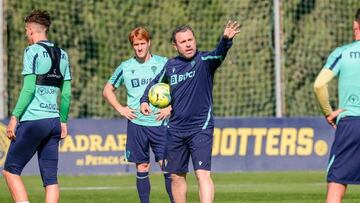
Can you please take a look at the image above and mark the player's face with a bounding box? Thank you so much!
[132,37,151,61]
[173,30,197,59]
[25,23,34,44]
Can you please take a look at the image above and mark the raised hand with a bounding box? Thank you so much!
[223,20,241,39]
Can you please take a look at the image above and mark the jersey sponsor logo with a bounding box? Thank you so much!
[131,78,153,88]
[40,103,58,110]
[350,51,360,59]
[38,87,57,95]
[46,73,62,79]
[0,122,10,168]
[131,78,140,87]
[170,70,196,85]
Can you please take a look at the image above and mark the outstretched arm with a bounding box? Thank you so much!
[204,21,241,71]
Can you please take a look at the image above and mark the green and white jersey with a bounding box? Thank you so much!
[324,40,360,122]
[20,41,71,121]
[108,55,167,126]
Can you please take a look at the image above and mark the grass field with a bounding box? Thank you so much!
[1,171,360,202]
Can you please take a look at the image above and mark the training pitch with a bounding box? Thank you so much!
[1,171,360,202]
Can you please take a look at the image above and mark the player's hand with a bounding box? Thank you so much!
[155,105,172,121]
[353,20,360,40]
[325,109,344,129]
[223,20,241,39]
[118,106,137,120]
[140,102,152,116]
[6,116,17,140]
[60,123,68,139]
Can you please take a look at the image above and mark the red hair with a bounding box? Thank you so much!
[128,27,150,44]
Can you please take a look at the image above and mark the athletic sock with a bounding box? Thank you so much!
[164,172,174,203]
[136,171,150,203]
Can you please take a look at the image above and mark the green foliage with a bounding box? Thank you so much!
[282,0,357,116]
[4,0,359,117]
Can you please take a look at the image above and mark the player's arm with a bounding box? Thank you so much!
[59,80,71,139]
[59,53,73,139]
[313,69,335,116]
[140,65,168,115]
[315,47,344,128]
[313,69,344,128]
[103,64,136,120]
[314,45,345,121]
[204,21,241,71]
[7,74,36,140]
[103,83,136,120]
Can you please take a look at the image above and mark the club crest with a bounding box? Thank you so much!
[151,66,157,74]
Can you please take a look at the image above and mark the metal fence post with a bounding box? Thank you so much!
[274,0,283,117]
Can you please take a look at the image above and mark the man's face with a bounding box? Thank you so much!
[173,30,197,59]
[132,37,151,60]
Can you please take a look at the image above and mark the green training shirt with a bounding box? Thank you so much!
[324,40,360,122]
[108,55,167,126]
[18,41,71,122]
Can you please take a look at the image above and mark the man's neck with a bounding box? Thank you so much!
[32,35,48,44]
[136,53,151,64]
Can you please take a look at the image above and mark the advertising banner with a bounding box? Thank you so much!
[0,118,334,175]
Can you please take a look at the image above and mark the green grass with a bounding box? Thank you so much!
[1,171,360,202]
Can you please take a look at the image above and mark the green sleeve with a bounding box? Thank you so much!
[59,80,71,123]
[12,75,36,118]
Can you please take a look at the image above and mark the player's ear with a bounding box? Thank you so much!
[148,40,151,47]
[172,42,178,51]
[28,26,34,36]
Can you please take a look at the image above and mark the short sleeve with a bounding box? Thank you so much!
[108,63,124,88]
[22,46,38,75]
[324,47,343,76]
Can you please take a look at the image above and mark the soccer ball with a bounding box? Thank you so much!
[148,83,171,108]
